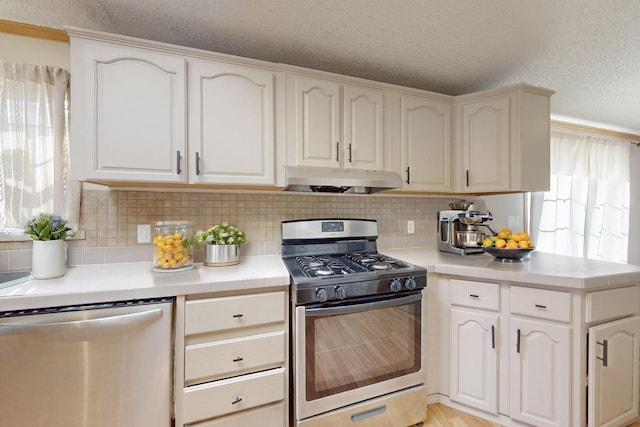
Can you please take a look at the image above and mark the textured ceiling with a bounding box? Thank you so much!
[3,0,640,134]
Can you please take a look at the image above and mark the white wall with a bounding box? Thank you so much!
[0,33,70,69]
[473,193,526,233]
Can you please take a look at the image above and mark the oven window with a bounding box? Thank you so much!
[305,296,421,400]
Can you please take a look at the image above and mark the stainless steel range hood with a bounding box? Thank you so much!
[283,166,403,194]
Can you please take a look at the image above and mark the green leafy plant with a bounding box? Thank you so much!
[195,223,247,246]
[25,213,75,241]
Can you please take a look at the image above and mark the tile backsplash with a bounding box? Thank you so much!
[5,187,452,266]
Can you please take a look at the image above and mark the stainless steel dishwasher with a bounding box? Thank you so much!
[0,297,173,427]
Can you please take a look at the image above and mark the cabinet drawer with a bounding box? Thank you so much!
[510,286,571,322]
[190,401,285,427]
[183,367,285,424]
[185,291,285,336]
[450,279,500,311]
[586,286,640,323]
[185,331,285,385]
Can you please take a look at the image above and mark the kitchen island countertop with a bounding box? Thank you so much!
[382,247,640,290]
[2,248,640,311]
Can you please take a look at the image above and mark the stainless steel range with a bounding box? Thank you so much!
[281,219,428,427]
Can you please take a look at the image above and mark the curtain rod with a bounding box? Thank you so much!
[0,19,69,43]
[551,120,640,144]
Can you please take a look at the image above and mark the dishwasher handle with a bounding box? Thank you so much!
[0,308,164,341]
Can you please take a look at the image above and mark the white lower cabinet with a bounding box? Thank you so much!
[449,308,499,414]
[174,289,288,427]
[588,316,640,427]
[440,277,640,427]
[509,317,571,427]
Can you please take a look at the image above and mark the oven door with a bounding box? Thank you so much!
[294,290,426,421]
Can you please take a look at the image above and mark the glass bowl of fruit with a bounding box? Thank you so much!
[482,228,534,262]
[152,221,194,271]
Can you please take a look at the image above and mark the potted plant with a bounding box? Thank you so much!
[25,213,75,279]
[195,223,247,266]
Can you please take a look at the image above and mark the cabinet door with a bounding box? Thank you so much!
[342,85,385,171]
[456,95,511,192]
[188,60,277,185]
[72,40,187,182]
[399,94,452,191]
[287,75,341,168]
[510,317,571,427]
[588,316,640,427]
[449,308,498,414]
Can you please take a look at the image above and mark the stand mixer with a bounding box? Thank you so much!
[438,209,495,255]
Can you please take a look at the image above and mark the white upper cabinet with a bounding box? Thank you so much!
[188,60,280,185]
[456,95,511,192]
[287,75,341,168]
[286,74,385,171]
[69,29,552,192]
[392,92,452,192]
[454,84,554,193]
[70,37,187,182]
[342,85,384,170]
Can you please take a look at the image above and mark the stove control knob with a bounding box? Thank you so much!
[315,288,328,303]
[389,279,402,292]
[334,286,346,300]
[404,277,417,290]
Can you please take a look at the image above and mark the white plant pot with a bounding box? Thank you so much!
[204,244,240,267]
[31,239,66,279]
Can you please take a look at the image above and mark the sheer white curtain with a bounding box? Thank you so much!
[0,61,80,233]
[531,130,630,263]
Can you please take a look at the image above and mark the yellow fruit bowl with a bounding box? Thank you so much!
[483,246,534,262]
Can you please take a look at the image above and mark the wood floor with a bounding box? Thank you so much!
[418,404,640,427]
[417,404,499,427]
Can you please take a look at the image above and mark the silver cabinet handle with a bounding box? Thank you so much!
[348,143,352,163]
[516,328,521,353]
[491,324,495,349]
[405,167,410,184]
[233,356,244,362]
[232,397,243,405]
[232,313,243,318]
[195,152,201,175]
[336,142,340,162]
[597,339,608,367]
[176,151,182,175]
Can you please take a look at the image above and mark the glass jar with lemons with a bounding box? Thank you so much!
[152,221,194,271]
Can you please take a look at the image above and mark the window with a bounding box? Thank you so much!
[530,129,630,263]
[0,61,79,236]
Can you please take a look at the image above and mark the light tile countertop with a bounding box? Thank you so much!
[0,255,289,311]
[2,248,640,311]
[381,248,640,290]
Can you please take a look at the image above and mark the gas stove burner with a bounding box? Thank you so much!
[344,252,409,271]
[295,255,358,278]
[315,267,334,276]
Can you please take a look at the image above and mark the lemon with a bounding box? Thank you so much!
[506,240,518,248]
[482,238,494,247]
[495,239,507,248]
[497,228,512,239]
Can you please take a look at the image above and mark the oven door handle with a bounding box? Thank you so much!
[305,293,422,317]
